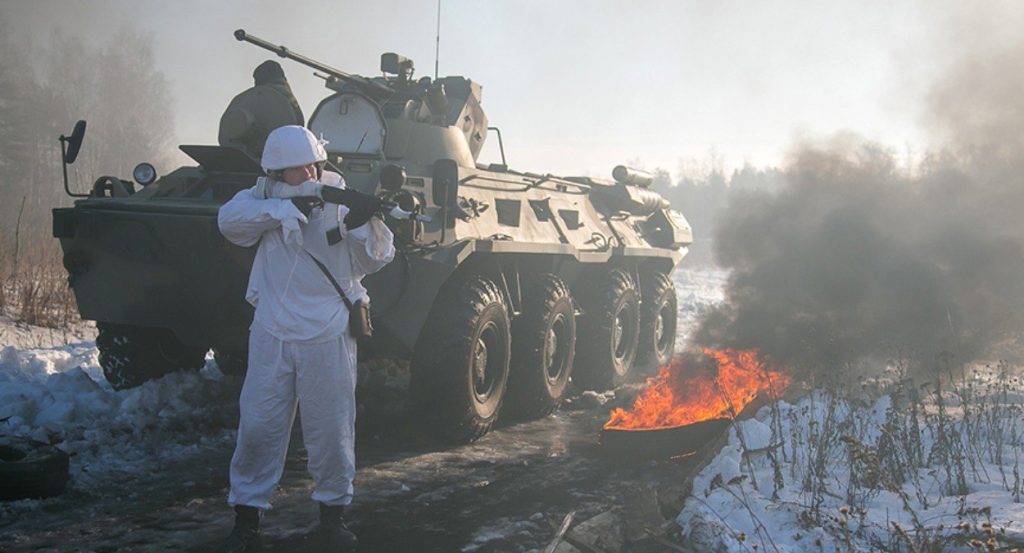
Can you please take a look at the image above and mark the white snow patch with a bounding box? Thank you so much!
[0,314,96,349]
[678,375,1024,552]
[0,319,241,507]
[673,268,727,350]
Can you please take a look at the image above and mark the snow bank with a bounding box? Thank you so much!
[0,314,96,350]
[678,378,1024,552]
[0,338,240,495]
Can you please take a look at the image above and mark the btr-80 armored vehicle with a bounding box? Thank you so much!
[52,31,691,443]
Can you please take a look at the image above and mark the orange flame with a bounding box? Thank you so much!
[604,348,790,430]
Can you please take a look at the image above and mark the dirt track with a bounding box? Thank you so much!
[0,385,704,553]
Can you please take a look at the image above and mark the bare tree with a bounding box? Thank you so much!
[0,28,176,248]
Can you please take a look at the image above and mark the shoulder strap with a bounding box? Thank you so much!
[306,251,354,311]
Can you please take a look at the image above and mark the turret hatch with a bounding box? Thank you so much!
[309,92,386,157]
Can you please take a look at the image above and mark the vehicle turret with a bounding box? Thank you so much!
[235,30,488,166]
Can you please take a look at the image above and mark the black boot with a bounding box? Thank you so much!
[218,505,261,552]
[319,503,358,551]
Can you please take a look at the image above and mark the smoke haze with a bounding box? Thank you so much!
[2,2,1022,372]
[693,16,1024,377]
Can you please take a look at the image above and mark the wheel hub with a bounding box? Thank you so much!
[474,340,489,384]
[614,310,629,360]
[545,315,568,381]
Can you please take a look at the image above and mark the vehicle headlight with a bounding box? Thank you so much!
[133,163,157,186]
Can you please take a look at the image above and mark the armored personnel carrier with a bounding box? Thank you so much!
[52,31,692,443]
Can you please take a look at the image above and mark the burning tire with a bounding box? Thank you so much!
[573,268,640,391]
[636,271,677,371]
[96,323,207,390]
[505,274,576,420]
[411,276,512,443]
[213,348,248,377]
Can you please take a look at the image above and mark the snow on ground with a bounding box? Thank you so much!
[0,320,241,515]
[669,265,1024,552]
[673,267,727,350]
[0,266,729,544]
[8,261,1023,551]
[0,314,96,349]
[678,371,1024,552]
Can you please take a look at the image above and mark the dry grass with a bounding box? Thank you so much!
[0,236,78,328]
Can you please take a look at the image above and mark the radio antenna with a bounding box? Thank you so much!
[434,0,441,79]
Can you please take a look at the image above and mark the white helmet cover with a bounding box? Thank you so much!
[261,125,328,172]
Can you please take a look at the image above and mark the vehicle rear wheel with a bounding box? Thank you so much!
[636,271,678,372]
[411,276,511,444]
[572,268,640,391]
[96,323,207,390]
[505,274,576,421]
[213,348,248,377]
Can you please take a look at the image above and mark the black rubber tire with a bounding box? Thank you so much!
[96,323,208,390]
[505,274,576,421]
[636,271,678,372]
[572,268,641,391]
[213,349,248,377]
[0,435,70,500]
[411,276,512,444]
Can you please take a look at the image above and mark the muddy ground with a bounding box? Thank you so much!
[0,376,706,553]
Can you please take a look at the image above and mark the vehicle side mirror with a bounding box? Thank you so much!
[64,120,87,164]
[431,159,459,208]
[432,159,460,231]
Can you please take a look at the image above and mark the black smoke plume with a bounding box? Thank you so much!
[692,35,1024,377]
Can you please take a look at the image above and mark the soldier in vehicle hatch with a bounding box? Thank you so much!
[219,60,305,160]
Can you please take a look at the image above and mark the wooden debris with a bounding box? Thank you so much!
[551,509,622,553]
[741,441,783,462]
[543,510,575,553]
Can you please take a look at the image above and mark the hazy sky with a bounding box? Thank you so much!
[5,0,1020,177]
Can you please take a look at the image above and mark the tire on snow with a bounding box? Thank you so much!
[505,274,576,421]
[411,276,512,444]
[572,268,640,392]
[636,271,677,372]
[96,323,207,390]
[0,435,70,500]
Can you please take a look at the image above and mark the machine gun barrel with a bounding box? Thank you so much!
[234,29,392,95]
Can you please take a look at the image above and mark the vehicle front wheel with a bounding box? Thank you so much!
[411,276,512,444]
[505,274,576,421]
[572,269,640,391]
[637,270,678,372]
[96,323,207,390]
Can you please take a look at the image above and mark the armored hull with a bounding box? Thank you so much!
[53,32,692,442]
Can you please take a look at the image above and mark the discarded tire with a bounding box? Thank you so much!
[573,268,640,392]
[636,270,677,372]
[97,323,208,390]
[412,276,511,443]
[506,274,576,420]
[0,435,70,501]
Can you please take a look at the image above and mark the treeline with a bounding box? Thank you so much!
[0,26,174,325]
[0,27,175,246]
